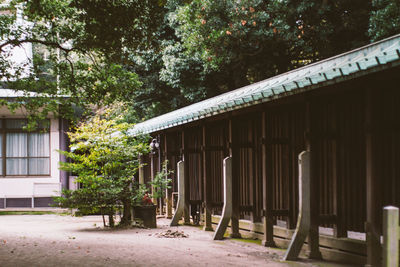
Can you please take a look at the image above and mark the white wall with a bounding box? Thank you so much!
[0,3,33,80]
[0,109,61,198]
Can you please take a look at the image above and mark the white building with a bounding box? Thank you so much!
[0,3,68,209]
[0,98,68,209]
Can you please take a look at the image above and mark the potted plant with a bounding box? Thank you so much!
[132,185,157,228]
[133,160,172,228]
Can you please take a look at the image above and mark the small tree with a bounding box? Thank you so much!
[150,160,173,200]
[55,110,150,227]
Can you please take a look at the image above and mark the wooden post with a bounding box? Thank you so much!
[365,88,381,267]
[213,156,233,240]
[283,151,311,260]
[138,155,144,185]
[164,134,172,219]
[249,119,257,223]
[181,130,190,224]
[170,161,185,226]
[158,135,163,216]
[306,101,322,259]
[150,153,156,204]
[382,206,399,267]
[229,118,241,238]
[262,111,275,247]
[333,138,347,238]
[202,125,213,231]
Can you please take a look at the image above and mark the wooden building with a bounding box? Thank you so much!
[130,34,400,265]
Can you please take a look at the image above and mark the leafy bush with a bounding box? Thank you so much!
[54,110,150,227]
[150,160,173,200]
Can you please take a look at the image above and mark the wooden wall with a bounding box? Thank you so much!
[140,67,400,264]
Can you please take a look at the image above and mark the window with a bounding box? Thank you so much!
[0,119,50,176]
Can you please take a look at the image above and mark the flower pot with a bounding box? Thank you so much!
[133,205,157,228]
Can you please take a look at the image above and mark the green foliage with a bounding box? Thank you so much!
[55,109,150,226]
[369,0,400,41]
[0,0,160,125]
[128,0,380,121]
[0,0,398,124]
[150,160,173,199]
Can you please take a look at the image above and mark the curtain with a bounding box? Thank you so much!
[5,132,50,175]
[28,158,49,175]
[6,159,28,175]
[6,133,27,157]
[28,133,50,175]
[6,133,28,175]
[28,133,49,157]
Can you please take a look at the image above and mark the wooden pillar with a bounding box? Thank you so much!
[138,155,144,185]
[150,153,156,204]
[283,151,311,260]
[229,118,241,238]
[181,130,190,224]
[202,125,213,231]
[213,156,233,240]
[158,135,163,216]
[333,139,347,238]
[365,88,381,267]
[164,134,172,219]
[262,111,275,246]
[249,119,256,223]
[383,206,399,267]
[306,101,322,259]
[170,160,185,226]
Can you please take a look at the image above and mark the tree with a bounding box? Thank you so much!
[56,110,150,227]
[129,0,376,118]
[171,0,374,92]
[369,0,400,41]
[150,160,172,200]
[0,0,165,126]
[1,0,398,125]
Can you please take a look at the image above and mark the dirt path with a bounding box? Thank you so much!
[0,214,347,267]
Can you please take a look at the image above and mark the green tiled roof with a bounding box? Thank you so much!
[130,34,400,135]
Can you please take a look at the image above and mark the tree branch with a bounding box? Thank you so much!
[0,38,80,54]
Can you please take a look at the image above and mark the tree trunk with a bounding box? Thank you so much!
[108,213,114,227]
[101,207,106,227]
[120,199,132,226]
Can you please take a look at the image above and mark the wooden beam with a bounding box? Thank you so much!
[150,153,156,204]
[213,156,233,240]
[382,206,399,267]
[181,130,190,224]
[202,125,213,231]
[333,131,347,238]
[262,111,276,247]
[170,161,185,226]
[229,118,241,238]
[249,119,256,222]
[283,151,311,261]
[365,87,381,267]
[164,134,172,219]
[306,101,322,259]
[138,154,144,185]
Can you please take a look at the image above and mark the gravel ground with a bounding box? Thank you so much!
[0,214,352,267]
